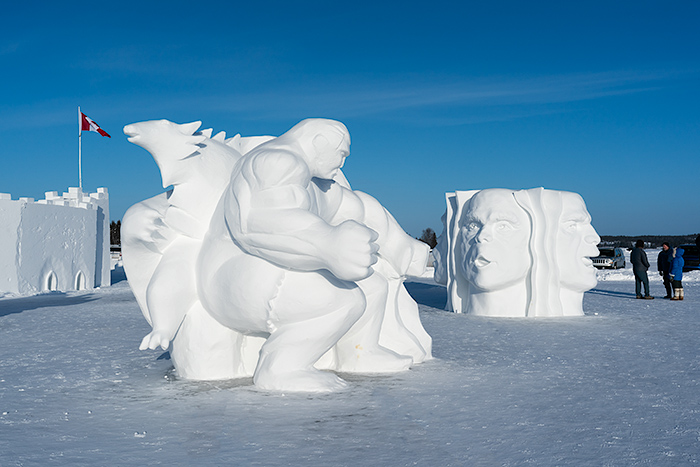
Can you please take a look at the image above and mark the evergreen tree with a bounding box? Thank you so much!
[110,220,121,246]
[419,228,438,249]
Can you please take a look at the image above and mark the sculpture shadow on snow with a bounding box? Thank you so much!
[111,264,127,284]
[0,292,99,318]
[404,281,447,310]
[587,288,639,299]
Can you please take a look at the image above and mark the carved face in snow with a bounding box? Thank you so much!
[556,192,600,292]
[309,131,350,180]
[460,189,531,292]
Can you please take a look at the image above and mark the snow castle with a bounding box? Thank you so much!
[0,187,110,295]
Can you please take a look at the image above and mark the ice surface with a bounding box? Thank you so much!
[1,257,699,465]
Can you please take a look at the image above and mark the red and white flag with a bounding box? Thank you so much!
[80,112,111,138]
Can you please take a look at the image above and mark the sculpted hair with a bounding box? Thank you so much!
[283,118,350,148]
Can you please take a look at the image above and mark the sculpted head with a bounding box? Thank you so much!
[459,189,531,292]
[438,187,598,316]
[556,191,600,292]
[286,119,351,180]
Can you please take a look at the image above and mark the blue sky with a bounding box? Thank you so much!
[1,1,698,237]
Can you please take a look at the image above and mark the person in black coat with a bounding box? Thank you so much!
[631,240,654,299]
[658,242,673,298]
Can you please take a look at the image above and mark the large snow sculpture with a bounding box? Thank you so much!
[121,118,431,392]
[434,188,599,317]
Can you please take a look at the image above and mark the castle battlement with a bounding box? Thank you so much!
[0,187,108,209]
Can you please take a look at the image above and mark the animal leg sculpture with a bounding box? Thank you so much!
[395,283,432,359]
[334,271,413,373]
[140,236,200,351]
[378,277,431,363]
[120,192,172,324]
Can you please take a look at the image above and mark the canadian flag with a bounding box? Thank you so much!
[80,112,111,138]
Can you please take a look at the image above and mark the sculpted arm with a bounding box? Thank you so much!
[330,188,429,277]
[225,151,378,282]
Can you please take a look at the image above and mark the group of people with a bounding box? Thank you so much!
[630,240,685,300]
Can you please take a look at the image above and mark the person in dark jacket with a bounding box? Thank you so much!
[630,240,653,299]
[670,247,685,301]
[658,242,673,298]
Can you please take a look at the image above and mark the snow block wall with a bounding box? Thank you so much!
[0,187,110,295]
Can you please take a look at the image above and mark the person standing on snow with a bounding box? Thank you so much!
[631,240,654,299]
[658,242,673,299]
[669,247,685,301]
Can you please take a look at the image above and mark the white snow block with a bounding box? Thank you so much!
[0,187,111,294]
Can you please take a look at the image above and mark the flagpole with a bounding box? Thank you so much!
[78,106,82,191]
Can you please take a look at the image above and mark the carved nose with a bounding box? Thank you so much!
[585,228,600,244]
[476,228,491,243]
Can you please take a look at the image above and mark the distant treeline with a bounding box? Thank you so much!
[599,234,699,249]
[110,220,121,246]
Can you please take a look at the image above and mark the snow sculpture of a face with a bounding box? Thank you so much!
[460,189,531,293]
[121,117,431,393]
[308,130,351,180]
[437,187,598,317]
[556,191,600,292]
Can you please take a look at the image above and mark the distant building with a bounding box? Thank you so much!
[0,187,110,295]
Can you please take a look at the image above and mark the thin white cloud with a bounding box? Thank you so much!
[0,68,691,131]
[190,69,686,121]
[0,42,20,56]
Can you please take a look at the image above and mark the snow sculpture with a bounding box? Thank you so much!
[122,118,431,392]
[434,188,599,317]
[0,187,110,295]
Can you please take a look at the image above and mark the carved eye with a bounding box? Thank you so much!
[466,222,480,233]
[495,221,514,232]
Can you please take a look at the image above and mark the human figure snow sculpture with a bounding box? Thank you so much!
[121,118,431,392]
[434,187,599,317]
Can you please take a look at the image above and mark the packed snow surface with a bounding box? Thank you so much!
[2,250,699,465]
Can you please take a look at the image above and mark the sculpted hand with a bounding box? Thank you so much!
[139,329,172,351]
[326,220,379,282]
[130,210,175,254]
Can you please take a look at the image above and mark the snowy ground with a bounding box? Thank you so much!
[2,250,700,466]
